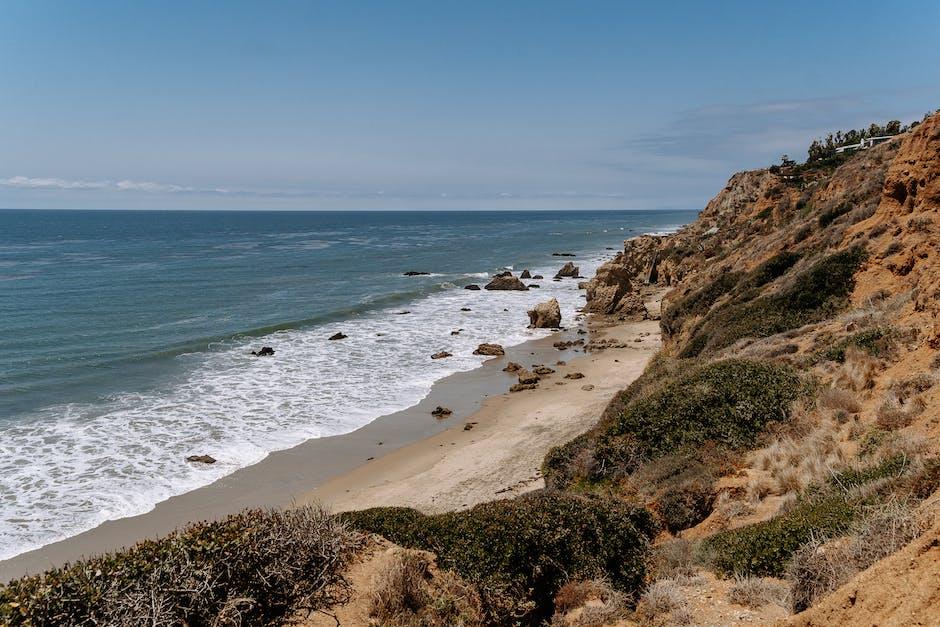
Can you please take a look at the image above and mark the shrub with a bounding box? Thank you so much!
[0,506,360,627]
[739,251,802,291]
[681,248,867,357]
[829,454,911,491]
[818,203,853,228]
[341,491,657,624]
[370,549,483,626]
[603,359,805,460]
[726,575,790,609]
[823,326,896,362]
[551,579,628,626]
[704,493,857,577]
[657,480,716,533]
[787,500,926,611]
[661,271,744,336]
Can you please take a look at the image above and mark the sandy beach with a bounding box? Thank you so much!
[304,308,662,513]
[0,291,662,581]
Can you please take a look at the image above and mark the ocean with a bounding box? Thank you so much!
[0,208,695,560]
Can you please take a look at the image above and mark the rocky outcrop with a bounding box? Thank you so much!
[473,343,505,356]
[251,346,275,356]
[520,269,532,279]
[484,274,529,291]
[431,351,452,359]
[464,284,481,290]
[503,362,522,372]
[527,298,562,328]
[431,406,452,418]
[554,262,580,278]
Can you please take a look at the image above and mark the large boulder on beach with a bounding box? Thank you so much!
[527,298,562,328]
[484,274,529,291]
[517,369,540,385]
[554,261,580,279]
[473,343,505,356]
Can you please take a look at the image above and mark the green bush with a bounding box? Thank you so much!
[603,359,804,460]
[823,326,895,362]
[0,507,360,626]
[341,491,656,624]
[661,271,744,336]
[705,494,857,577]
[681,247,866,357]
[829,454,911,491]
[818,203,853,228]
[739,251,802,290]
[656,479,716,533]
[706,456,940,579]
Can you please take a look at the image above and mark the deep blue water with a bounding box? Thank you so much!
[0,208,694,558]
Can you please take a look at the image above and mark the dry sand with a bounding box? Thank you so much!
[304,312,661,514]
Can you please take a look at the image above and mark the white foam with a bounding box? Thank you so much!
[0,253,608,560]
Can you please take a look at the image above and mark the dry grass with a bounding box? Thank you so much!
[833,347,880,392]
[369,549,483,626]
[817,387,861,414]
[875,376,931,431]
[786,500,929,612]
[635,579,692,625]
[550,579,628,627]
[727,575,791,610]
[750,419,846,497]
[647,538,698,580]
[713,491,755,525]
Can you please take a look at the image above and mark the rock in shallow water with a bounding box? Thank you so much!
[251,346,275,356]
[328,332,348,341]
[528,298,562,328]
[473,343,505,356]
[431,351,452,359]
[186,454,217,464]
[484,274,529,291]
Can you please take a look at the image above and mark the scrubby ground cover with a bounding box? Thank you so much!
[0,507,361,626]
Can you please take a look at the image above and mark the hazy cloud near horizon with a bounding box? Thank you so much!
[1,2,937,211]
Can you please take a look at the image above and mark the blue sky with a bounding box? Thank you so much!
[1,1,938,210]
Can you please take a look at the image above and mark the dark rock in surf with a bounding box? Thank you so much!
[328,333,348,341]
[484,274,528,291]
[187,454,217,464]
[520,269,532,279]
[251,346,275,356]
[464,284,481,290]
[403,271,430,276]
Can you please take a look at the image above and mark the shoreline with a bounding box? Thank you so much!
[0,289,663,583]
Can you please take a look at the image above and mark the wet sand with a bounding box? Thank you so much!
[0,294,662,582]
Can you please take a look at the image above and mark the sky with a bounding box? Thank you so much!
[1,1,938,211]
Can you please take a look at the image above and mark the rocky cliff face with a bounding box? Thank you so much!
[572,111,940,625]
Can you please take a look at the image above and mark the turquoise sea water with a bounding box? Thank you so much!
[0,208,694,559]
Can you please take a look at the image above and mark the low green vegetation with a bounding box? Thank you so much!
[0,507,359,627]
[706,457,940,578]
[817,203,854,228]
[823,326,896,362]
[706,492,858,577]
[605,359,804,459]
[544,359,804,496]
[341,491,656,624]
[661,271,744,336]
[680,247,867,357]
[661,251,801,338]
